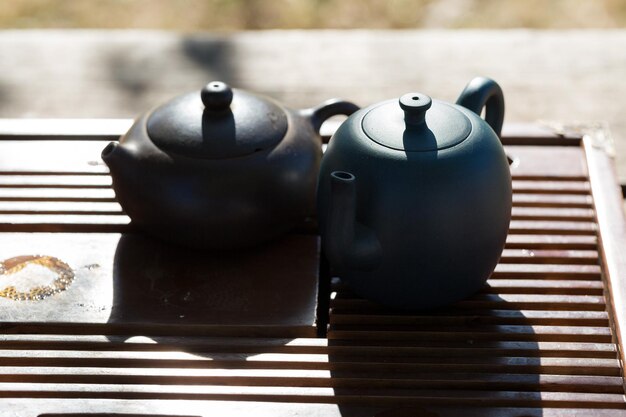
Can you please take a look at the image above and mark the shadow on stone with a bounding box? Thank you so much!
[181,36,237,84]
[103,37,236,114]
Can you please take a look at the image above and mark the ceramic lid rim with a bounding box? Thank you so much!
[361,98,473,152]
[146,89,288,159]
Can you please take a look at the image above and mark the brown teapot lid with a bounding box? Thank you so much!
[361,93,472,152]
[146,81,288,159]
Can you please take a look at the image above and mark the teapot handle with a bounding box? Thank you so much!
[456,77,505,137]
[305,99,360,138]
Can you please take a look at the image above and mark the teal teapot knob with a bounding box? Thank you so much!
[399,93,432,128]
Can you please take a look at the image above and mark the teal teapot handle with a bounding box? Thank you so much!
[456,77,505,137]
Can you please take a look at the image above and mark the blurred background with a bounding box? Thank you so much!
[1,0,625,180]
[1,0,626,30]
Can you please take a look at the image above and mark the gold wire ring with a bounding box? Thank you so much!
[0,255,75,301]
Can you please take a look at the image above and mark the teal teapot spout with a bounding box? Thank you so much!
[318,77,512,310]
[324,171,382,271]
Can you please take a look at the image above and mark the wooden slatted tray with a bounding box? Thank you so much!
[0,120,625,416]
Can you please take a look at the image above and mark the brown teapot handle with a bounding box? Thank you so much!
[306,99,360,137]
[456,77,505,138]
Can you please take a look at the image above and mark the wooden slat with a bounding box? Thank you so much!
[329,317,609,339]
[0,323,320,339]
[0,175,112,188]
[0,201,123,214]
[0,397,362,417]
[330,294,607,313]
[0,187,115,201]
[0,215,130,232]
[492,264,602,280]
[0,214,128,225]
[511,206,595,221]
[507,146,588,179]
[0,383,625,409]
[327,341,619,359]
[0,382,624,407]
[505,234,597,250]
[512,180,590,194]
[0,349,618,374]
[0,368,622,395]
[455,294,606,311]
[509,220,596,235]
[0,140,110,174]
[0,334,616,358]
[512,175,590,182]
[0,335,327,351]
[513,193,592,208]
[483,280,603,295]
[327,324,612,343]
[499,249,598,265]
[5,399,625,417]
[330,311,609,329]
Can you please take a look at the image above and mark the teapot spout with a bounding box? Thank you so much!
[324,171,382,271]
[101,141,136,177]
[101,141,121,168]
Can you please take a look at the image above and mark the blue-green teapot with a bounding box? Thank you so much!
[317,77,512,310]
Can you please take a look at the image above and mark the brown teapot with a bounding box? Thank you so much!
[102,81,358,249]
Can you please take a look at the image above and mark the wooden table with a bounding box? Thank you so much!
[0,120,625,416]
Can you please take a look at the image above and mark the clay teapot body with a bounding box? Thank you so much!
[103,81,358,249]
[317,77,512,310]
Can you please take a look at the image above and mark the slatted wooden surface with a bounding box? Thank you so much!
[326,142,626,415]
[0,123,625,416]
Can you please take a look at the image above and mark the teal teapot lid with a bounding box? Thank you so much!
[361,93,472,152]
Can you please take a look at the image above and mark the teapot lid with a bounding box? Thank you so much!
[361,93,472,152]
[146,81,288,159]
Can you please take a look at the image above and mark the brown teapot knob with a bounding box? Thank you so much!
[201,81,233,111]
[399,93,432,127]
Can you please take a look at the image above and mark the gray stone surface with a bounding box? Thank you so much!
[0,29,625,179]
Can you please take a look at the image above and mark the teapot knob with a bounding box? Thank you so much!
[399,93,432,127]
[201,81,233,111]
